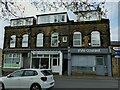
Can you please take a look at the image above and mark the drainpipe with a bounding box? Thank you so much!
[68,46,71,76]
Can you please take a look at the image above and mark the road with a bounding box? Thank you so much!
[53,76,119,89]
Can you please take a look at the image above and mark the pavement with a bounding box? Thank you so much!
[54,75,120,80]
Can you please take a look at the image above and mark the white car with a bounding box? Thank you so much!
[0,69,55,90]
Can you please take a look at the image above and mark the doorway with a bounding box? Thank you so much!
[96,56,105,75]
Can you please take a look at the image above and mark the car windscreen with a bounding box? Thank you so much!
[41,70,52,76]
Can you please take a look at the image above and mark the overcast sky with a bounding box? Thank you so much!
[0,0,119,49]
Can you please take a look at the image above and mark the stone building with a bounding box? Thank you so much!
[111,41,120,77]
[2,11,112,76]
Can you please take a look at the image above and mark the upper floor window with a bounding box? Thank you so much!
[37,14,66,24]
[36,33,43,47]
[22,34,28,47]
[10,35,16,48]
[54,14,65,23]
[37,16,50,24]
[73,32,82,47]
[91,31,101,47]
[51,32,59,47]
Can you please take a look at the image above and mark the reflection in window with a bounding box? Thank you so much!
[4,53,21,68]
[36,33,43,47]
[73,32,82,47]
[91,31,101,47]
[51,32,59,47]
[10,35,16,48]
[22,34,28,47]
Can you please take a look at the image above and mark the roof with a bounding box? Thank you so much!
[10,16,35,21]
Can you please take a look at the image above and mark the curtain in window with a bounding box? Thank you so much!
[51,32,59,47]
[36,33,43,47]
[10,35,16,48]
[73,32,82,47]
[91,31,101,47]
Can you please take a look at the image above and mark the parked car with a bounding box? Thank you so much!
[0,69,55,90]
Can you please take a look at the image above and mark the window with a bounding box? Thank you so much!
[10,35,16,48]
[63,36,67,42]
[23,70,38,76]
[73,32,82,47]
[4,53,21,68]
[36,33,43,47]
[91,31,101,47]
[38,16,50,24]
[26,18,33,25]
[51,32,59,47]
[22,34,28,47]
[16,19,25,26]
[10,70,24,77]
[54,14,65,23]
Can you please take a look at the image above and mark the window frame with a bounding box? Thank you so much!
[51,32,59,47]
[10,35,16,48]
[36,33,43,47]
[73,32,82,47]
[22,34,28,47]
[91,31,101,47]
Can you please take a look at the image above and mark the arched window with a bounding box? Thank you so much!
[10,35,16,48]
[91,31,101,47]
[73,32,82,47]
[51,32,59,47]
[22,34,28,47]
[36,33,43,47]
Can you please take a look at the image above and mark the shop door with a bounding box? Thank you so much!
[41,58,49,69]
[96,57,105,75]
[51,58,59,72]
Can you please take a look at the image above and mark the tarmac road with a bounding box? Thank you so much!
[53,75,119,89]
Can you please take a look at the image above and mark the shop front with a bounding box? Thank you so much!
[68,48,112,76]
[31,51,63,75]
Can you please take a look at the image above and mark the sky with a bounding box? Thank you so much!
[0,0,119,49]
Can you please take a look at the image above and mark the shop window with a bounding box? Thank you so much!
[73,32,82,47]
[22,34,28,47]
[91,31,101,47]
[10,35,16,48]
[36,33,43,47]
[51,32,59,47]
[4,53,21,68]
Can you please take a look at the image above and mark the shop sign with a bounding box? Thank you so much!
[78,49,101,53]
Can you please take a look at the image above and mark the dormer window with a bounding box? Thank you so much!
[37,13,66,24]
[10,17,34,26]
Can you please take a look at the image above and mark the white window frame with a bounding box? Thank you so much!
[22,34,28,47]
[73,32,82,47]
[51,32,59,47]
[10,35,16,48]
[63,36,67,42]
[91,31,101,47]
[4,53,21,68]
[36,33,43,47]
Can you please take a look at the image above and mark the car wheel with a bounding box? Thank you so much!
[30,84,41,90]
[0,83,5,90]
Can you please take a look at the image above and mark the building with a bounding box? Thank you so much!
[2,11,112,76]
[111,41,120,77]
[0,48,2,76]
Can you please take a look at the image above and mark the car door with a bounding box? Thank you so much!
[19,70,38,89]
[3,70,24,89]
